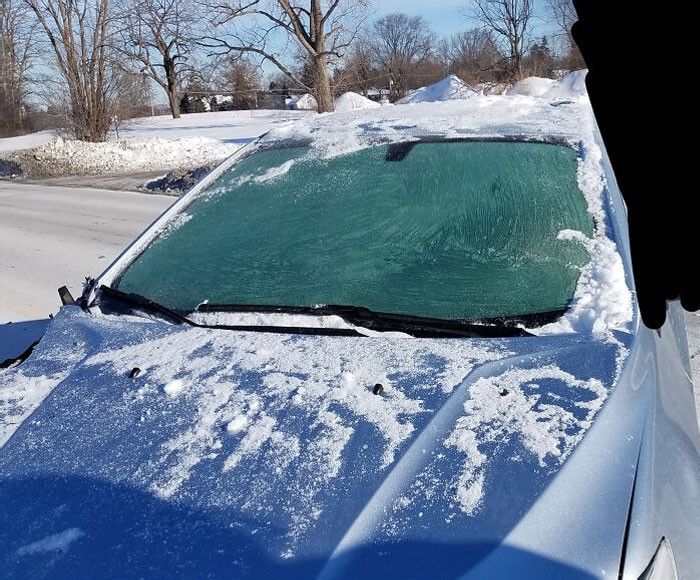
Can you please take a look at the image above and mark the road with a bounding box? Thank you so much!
[0,181,172,322]
[0,180,698,419]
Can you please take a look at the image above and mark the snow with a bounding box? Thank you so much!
[163,379,185,397]
[545,70,589,100]
[0,372,66,447]
[0,329,88,445]
[1,84,700,574]
[536,230,633,335]
[82,324,510,508]
[0,129,56,155]
[252,159,296,183]
[507,70,589,101]
[16,528,85,556]
[288,93,318,111]
[263,95,588,161]
[444,365,608,515]
[6,136,242,179]
[397,75,478,104]
[333,92,381,112]
[0,109,310,179]
[506,76,556,97]
[189,311,412,338]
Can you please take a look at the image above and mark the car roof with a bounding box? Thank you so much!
[257,96,592,154]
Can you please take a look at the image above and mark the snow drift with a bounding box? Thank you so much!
[397,75,478,104]
[334,92,381,112]
[508,71,588,101]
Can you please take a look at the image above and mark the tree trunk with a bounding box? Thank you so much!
[164,57,180,118]
[310,0,333,113]
[313,54,333,113]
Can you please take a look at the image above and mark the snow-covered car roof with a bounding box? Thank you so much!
[260,96,593,154]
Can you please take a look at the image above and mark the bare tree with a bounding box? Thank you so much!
[340,40,375,96]
[544,0,584,70]
[0,0,35,136]
[24,0,116,141]
[470,0,533,81]
[113,70,153,120]
[115,0,195,118]
[523,35,554,77]
[370,13,434,101]
[439,28,502,85]
[221,57,261,109]
[203,0,369,113]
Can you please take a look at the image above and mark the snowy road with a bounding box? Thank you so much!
[0,182,172,322]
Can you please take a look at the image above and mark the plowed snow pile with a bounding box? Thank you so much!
[4,136,242,180]
[397,75,478,104]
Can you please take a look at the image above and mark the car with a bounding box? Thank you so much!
[1,94,699,580]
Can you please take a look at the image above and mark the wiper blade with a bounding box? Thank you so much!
[98,290,537,338]
[197,303,535,338]
[97,285,196,326]
[96,287,364,336]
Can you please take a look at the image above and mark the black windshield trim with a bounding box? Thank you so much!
[97,287,535,338]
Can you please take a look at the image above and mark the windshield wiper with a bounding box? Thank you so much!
[98,288,535,338]
[96,286,365,336]
[197,303,535,338]
[97,285,197,326]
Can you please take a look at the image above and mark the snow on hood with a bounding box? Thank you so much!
[397,75,478,104]
[334,92,381,112]
[0,307,630,578]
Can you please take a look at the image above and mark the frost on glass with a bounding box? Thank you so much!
[116,141,593,320]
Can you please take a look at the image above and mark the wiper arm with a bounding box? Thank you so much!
[97,285,197,326]
[96,287,364,336]
[97,290,536,338]
[197,303,535,338]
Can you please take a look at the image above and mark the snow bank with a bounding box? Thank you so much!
[545,69,588,100]
[334,92,381,112]
[397,75,478,104]
[288,93,318,111]
[4,136,242,179]
[508,71,588,101]
[506,76,556,97]
[0,108,307,180]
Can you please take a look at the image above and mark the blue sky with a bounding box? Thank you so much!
[370,1,555,40]
[371,0,471,37]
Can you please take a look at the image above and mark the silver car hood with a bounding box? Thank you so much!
[0,306,641,579]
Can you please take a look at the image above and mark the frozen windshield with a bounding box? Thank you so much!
[115,140,594,321]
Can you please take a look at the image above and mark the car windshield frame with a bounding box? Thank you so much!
[91,135,596,332]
